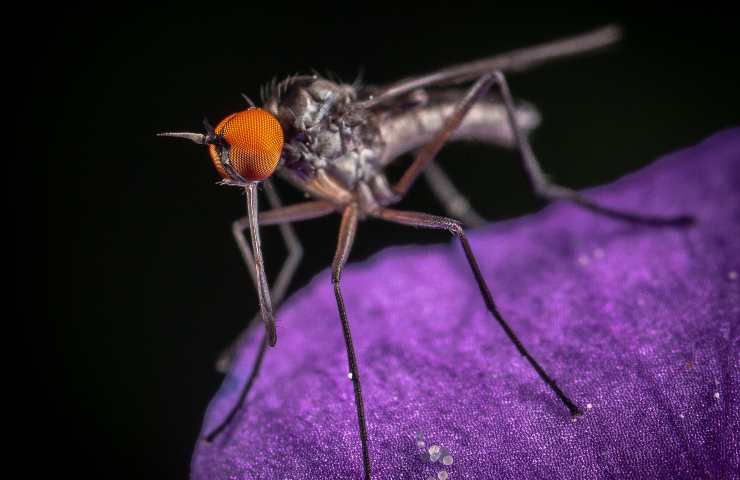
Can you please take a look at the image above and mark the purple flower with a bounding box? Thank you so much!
[193,129,739,479]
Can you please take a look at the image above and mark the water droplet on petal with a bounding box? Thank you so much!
[429,445,441,462]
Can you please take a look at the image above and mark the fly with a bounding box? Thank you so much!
[159,25,692,480]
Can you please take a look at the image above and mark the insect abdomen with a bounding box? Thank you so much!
[378,93,541,166]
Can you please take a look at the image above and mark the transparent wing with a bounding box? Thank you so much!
[359,25,621,108]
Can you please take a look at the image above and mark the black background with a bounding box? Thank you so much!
[32,5,736,479]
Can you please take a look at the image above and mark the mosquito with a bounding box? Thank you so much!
[159,25,692,480]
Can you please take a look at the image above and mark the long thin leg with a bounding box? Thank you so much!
[216,195,334,372]
[240,183,278,349]
[490,70,693,226]
[332,205,372,480]
[393,74,498,198]
[424,160,486,227]
[205,197,335,442]
[202,183,276,443]
[374,207,581,416]
[394,71,692,226]
[205,334,268,442]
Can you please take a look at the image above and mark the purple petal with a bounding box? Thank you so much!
[193,129,740,479]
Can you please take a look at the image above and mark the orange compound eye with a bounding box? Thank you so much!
[207,108,284,182]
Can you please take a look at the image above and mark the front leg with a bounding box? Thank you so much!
[240,183,277,347]
[206,195,335,441]
[216,185,334,372]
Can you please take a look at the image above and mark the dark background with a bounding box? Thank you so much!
[32,6,736,479]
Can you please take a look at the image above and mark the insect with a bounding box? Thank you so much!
[159,25,692,480]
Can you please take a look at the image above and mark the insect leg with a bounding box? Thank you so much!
[332,204,372,480]
[243,183,277,347]
[216,185,332,372]
[205,334,269,442]
[205,197,335,442]
[395,69,692,226]
[233,197,334,319]
[424,160,486,227]
[491,70,693,226]
[203,183,275,442]
[373,207,581,416]
[393,73,500,197]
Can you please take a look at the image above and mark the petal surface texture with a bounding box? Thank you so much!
[193,129,740,479]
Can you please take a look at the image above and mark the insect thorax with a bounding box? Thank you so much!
[263,76,394,210]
